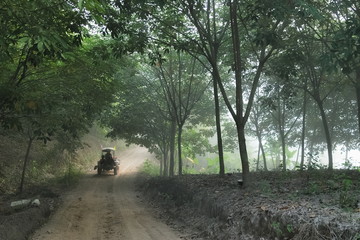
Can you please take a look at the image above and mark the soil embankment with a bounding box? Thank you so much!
[140,171,360,239]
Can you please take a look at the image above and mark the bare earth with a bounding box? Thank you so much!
[31,147,182,240]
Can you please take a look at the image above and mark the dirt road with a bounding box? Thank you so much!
[31,147,182,240]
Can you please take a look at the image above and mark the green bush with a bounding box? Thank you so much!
[141,159,160,176]
[339,178,357,209]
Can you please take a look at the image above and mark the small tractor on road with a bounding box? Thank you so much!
[94,147,120,175]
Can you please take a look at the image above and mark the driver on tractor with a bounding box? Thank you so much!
[105,151,115,165]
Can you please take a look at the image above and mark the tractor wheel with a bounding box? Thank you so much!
[97,166,102,175]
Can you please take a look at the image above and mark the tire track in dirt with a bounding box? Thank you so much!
[31,147,182,240]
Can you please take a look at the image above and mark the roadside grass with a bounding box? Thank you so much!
[56,167,84,187]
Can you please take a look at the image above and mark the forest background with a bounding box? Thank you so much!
[1,0,360,193]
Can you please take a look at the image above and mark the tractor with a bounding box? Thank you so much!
[94,147,120,175]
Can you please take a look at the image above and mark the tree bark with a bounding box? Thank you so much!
[19,137,33,193]
[160,154,163,176]
[169,119,176,176]
[237,122,250,183]
[316,98,333,169]
[164,152,168,176]
[300,84,307,171]
[277,97,287,171]
[212,73,225,176]
[355,69,360,137]
[177,125,183,175]
[260,139,267,171]
[254,118,267,171]
[256,145,260,171]
[230,0,250,185]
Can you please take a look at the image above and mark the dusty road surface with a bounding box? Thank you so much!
[31,147,182,240]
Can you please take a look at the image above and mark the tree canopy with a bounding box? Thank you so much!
[1,0,360,189]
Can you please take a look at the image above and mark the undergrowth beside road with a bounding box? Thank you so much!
[138,170,360,239]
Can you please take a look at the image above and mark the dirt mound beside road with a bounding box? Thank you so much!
[0,201,51,240]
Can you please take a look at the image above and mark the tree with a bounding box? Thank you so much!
[13,37,119,192]
[0,0,87,127]
[219,0,291,183]
[153,51,210,175]
[248,87,272,171]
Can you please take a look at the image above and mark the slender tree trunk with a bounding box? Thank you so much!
[237,123,250,183]
[162,139,169,176]
[160,155,163,176]
[345,142,349,162]
[277,98,286,171]
[177,125,183,175]
[256,145,260,171]
[355,69,360,136]
[317,99,333,169]
[300,84,307,170]
[307,127,316,168]
[163,148,168,176]
[19,137,33,193]
[259,137,267,171]
[212,74,225,176]
[230,0,250,185]
[169,119,176,176]
[295,144,300,168]
[260,142,268,171]
[255,124,267,171]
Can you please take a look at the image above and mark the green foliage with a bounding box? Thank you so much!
[271,221,293,237]
[342,159,354,170]
[205,156,220,174]
[57,165,83,187]
[307,152,326,170]
[140,160,160,176]
[286,224,294,234]
[304,181,320,195]
[339,178,357,210]
[271,221,283,237]
[182,128,214,159]
[353,233,360,240]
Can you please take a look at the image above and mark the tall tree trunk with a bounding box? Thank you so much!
[277,98,286,171]
[164,153,168,176]
[260,139,267,171]
[237,123,250,182]
[19,137,33,193]
[177,125,183,175]
[307,126,316,168]
[355,69,360,137]
[256,145,260,171]
[317,99,333,169]
[160,154,163,176]
[213,74,225,176]
[300,84,307,170]
[230,0,250,185]
[164,144,169,176]
[169,119,176,176]
[280,131,286,171]
[345,142,349,163]
[255,123,267,171]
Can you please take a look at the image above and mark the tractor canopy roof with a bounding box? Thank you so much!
[102,147,115,152]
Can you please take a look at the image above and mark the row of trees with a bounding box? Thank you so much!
[100,0,360,185]
[1,0,359,189]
